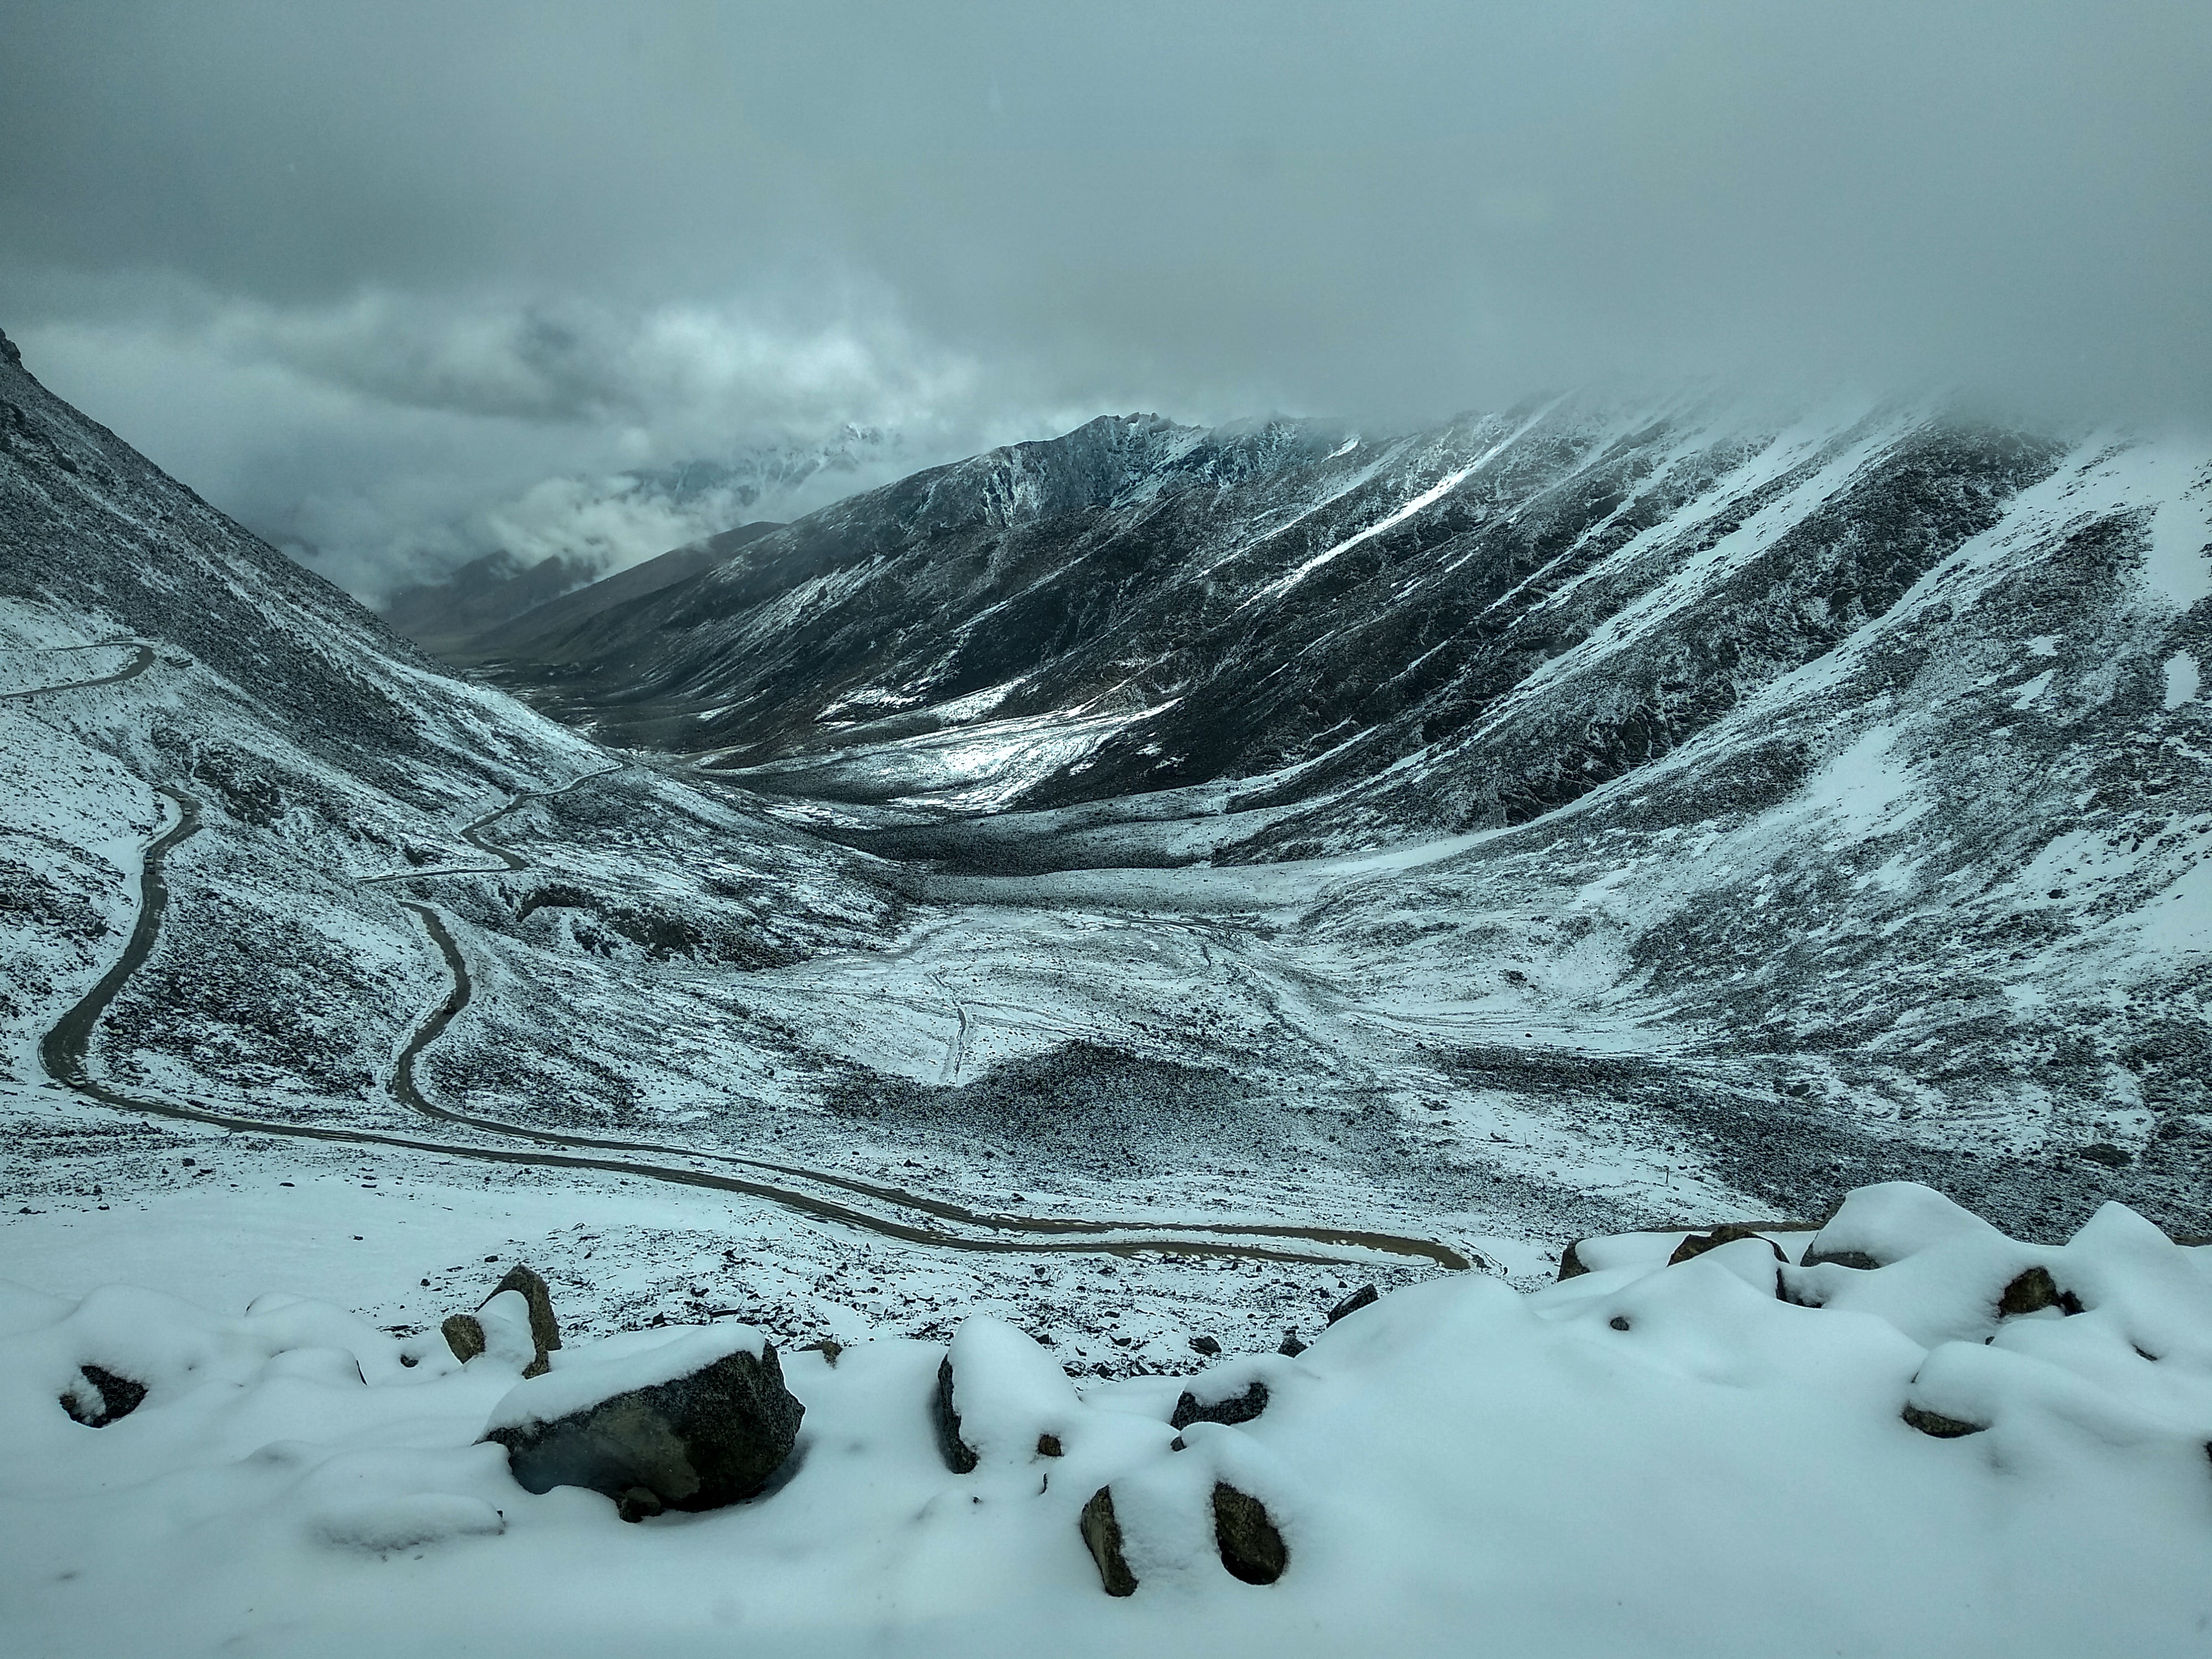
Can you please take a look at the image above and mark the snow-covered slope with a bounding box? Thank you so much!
[457,393,2212,1234]
[6,1185,2208,1658]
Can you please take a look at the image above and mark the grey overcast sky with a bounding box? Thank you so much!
[3,2,2207,598]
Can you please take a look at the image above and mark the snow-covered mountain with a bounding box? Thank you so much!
[4,321,2211,1658]
[371,429,900,651]
[465,396,2212,1229]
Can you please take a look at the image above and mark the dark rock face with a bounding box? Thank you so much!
[1326,1284,1379,1324]
[1902,1403,1987,1438]
[487,1343,805,1517]
[1079,1486,1138,1597]
[1557,1241,1591,1281]
[60,1364,147,1427]
[1212,1483,1288,1585]
[1998,1266,2083,1318]
[1171,1380,1270,1431]
[1669,1225,1788,1267]
[932,1353,978,1473]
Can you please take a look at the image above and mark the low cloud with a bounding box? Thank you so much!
[4,1,2206,601]
[13,279,1089,603]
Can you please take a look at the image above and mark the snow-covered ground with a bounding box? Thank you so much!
[6,1183,2208,1658]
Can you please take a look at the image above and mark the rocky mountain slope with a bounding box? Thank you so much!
[456,395,2212,1232]
[3,323,2208,1344]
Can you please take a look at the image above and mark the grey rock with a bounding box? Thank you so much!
[441,1312,487,1364]
[1079,1486,1138,1596]
[1667,1224,1786,1267]
[1326,1284,1379,1324]
[1801,1245,1882,1271]
[1998,1265,2083,1317]
[932,1353,978,1473]
[484,1264,561,1375]
[1902,1403,1987,1438]
[486,1342,804,1517]
[60,1364,146,1427]
[1212,1483,1288,1584]
[1170,1379,1270,1431]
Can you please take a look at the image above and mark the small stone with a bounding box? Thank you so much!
[1035,1433,1063,1458]
[932,1353,978,1473]
[1556,1241,1590,1281]
[1276,1328,1306,1358]
[1326,1284,1379,1324]
[1608,1316,1631,1331]
[1079,1487,1138,1597]
[60,1364,147,1427]
[1998,1265,2083,1317]
[1212,1483,1288,1584]
[441,1312,487,1363]
[1902,1403,1987,1438]
[1171,1379,1270,1431]
[1188,1334,1221,1357]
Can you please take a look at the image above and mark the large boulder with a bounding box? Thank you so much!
[483,1328,803,1520]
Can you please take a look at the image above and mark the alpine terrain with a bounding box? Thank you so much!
[4,327,2210,1657]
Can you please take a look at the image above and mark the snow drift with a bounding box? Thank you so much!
[4,1182,2208,1658]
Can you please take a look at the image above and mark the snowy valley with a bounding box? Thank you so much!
[3,321,2210,1656]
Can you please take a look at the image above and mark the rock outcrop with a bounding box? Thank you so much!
[484,1332,804,1519]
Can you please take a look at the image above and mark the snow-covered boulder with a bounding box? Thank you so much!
[933,1314,1081,1472]
[482,1326,803,1519]
[1170,1352,1305,1431]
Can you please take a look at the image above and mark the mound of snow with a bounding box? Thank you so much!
[2,1185,2209,1658]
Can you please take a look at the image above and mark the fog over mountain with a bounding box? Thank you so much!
[3,2,2207,601]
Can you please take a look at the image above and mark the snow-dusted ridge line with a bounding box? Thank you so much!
[39,781,1471,1271]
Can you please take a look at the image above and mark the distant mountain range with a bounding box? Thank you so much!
[374,431,896,654]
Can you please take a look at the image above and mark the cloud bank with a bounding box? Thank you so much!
[3,1,2205,597]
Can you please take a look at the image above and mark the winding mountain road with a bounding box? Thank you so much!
[1,643,157,701]
[39,775,1472,1271]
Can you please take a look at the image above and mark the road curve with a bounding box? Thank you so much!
[1,643,158,702]
[43,785,1472,1270]
[359,761,627,885]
